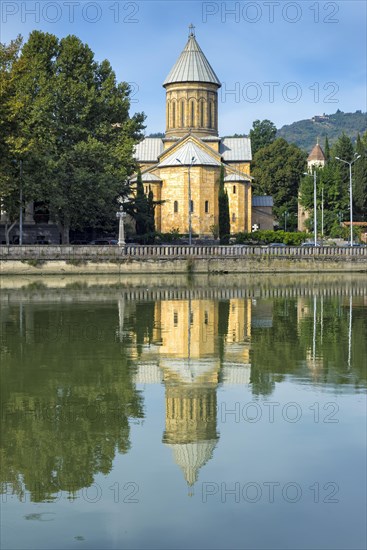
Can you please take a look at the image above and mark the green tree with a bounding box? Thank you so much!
[324,136,330,163]
[331,133,354,187]
[1,32,145,243]
[249,119,277,156]
[218,165,230,243]
[133,168,149,236]
[146,186,156,235]
[299,164,347,236]
[353,133,367,220]
[252,138,306,228]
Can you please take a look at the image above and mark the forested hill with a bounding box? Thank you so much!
[277,110,367,152]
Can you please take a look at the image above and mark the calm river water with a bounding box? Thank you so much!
[1,274,366,550]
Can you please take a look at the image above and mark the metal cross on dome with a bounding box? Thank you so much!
[188,23,195,36]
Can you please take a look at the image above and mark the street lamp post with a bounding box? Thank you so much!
[116,204,127,247]
[335,154,361,246]
[284,210,289,232]
[177,156,196,245]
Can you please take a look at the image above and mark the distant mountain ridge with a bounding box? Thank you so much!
[277,110,367,152]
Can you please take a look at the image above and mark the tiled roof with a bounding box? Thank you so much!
[224,173,250,183]
[134,138,164,162]
[163,33,221,87]
[220,138,252,161]
[158,140,221,167]
[252,196,274,207]
[130,172,161,183]
[308,143,326,162]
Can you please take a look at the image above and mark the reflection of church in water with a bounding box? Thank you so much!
[124,298,253,487]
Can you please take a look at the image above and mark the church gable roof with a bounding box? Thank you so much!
[157,135,222,167]
[220,137,252,162]
[134,138,164,162]
[163,28,221,87]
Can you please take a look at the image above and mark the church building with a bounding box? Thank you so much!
[133,26,253,237]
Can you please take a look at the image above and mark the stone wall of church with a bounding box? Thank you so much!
[165,82,219,138]
[157,165,219,236]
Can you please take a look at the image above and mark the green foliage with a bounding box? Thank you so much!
[134,169,148,236]
[130,171,156,243]
[353,132,367,220]
[251,138,306,227]
[156,228,182,243]
[277,110,367,151]
[249,119,277,155]
[299,132,367,236]
[0,31,145,242]
[324,136,330,163]
[234,230,309,245]
[218,165,230,243]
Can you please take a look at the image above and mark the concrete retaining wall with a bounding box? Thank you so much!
[1,256,367,275]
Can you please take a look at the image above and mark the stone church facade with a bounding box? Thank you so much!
[133,26,253,237]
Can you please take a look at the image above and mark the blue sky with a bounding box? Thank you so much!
[1,0,366,135]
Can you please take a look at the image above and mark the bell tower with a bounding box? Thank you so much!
[163,25,221,138]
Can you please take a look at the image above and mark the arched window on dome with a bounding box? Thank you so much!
[190,101,195,127]
[174,200,178,213]
[181,100,185,127]
[205,200,209,213]
[172,101,176,128]
[208,102,212,128]
[200,100,205,127]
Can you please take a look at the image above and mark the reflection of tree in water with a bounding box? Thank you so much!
[250,299,302,396]
[297,298,367,387]
[0,303,144,502]
[250,297,367,395]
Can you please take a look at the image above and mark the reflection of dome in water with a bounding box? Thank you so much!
[167,440,218,486]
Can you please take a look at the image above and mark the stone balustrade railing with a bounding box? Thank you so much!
[0,244,366,259]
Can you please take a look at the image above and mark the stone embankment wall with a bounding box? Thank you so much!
[1,245,367,274]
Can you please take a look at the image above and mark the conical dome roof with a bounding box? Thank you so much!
[163,27,221,87]
[308,142,326,162]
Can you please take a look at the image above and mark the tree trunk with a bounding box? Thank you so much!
[58,223,70,244]
[5,221,17,245]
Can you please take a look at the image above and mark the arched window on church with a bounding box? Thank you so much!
[211,102,215,129]
[172,101,176,128]
[233,185,236,194]
[174,200,178,213]
[190,200,194,213]
[232,213,236,222]
[181,100,185,127]
[208,102,212,128]
[190,101,195,127]
[167,102,170,128]
[200,101,204,127]
[205,200,209,213]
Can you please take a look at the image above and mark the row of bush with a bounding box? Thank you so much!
[128,228,360,246]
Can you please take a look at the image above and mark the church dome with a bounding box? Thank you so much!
[167,440,218,486]
[163,26,221,87]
